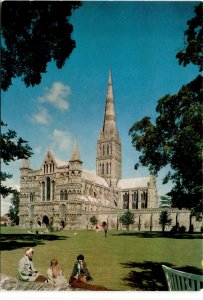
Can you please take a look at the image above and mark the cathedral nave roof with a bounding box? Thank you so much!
[82,170,109,188]
[117,177,150,189]
[79,194,111,206]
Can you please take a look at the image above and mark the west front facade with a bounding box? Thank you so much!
[19,71,201,232]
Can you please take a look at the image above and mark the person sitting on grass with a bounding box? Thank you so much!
[18,248,47,282]
[69,254,93,285]
[47,258,68,286]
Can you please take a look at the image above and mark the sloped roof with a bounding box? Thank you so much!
[42,150,68,167]
[117,177,150,189]
[53,156,68,167]
[82,170,109,187]
[79,194,110,206]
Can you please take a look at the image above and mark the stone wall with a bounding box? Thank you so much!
[19,207,202,232]
[95,209,202,232]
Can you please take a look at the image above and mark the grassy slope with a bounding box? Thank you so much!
[0,227,202,291]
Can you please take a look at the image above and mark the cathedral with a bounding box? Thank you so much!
[19,71,200,232]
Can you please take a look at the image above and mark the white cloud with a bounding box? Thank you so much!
[31,106,52,125]
[51,129,72,151]
[38,82,71,111]
[34,146,42,154]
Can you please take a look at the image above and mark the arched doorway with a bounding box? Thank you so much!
[61,220,65,228]
[42,215,49,227]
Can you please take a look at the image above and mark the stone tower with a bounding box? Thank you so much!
[20,158,31,179]
[68,140,83,199]
[96,70,122,186]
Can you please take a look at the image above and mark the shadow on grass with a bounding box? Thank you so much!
[121,261,203,291]
[111,231,202,239]
[0,234,69,251]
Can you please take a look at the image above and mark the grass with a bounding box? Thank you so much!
[0,227,202,291]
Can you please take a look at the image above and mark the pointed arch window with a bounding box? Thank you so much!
[30,193,34,202]
[52,180,55,200]
[132,191,138,209]
[106,163,109,174]
[42,181,45,201]
[107,145,109,155]
[123,192,129,209]
[46,177,51,201]
[103,145,105,156]
[60,190,64,201]
[64,190,68,200]
[102,164,104,174]
[144,191,148,208]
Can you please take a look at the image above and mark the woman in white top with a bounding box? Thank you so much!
[47,259,68,285]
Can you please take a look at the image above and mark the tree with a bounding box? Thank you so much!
[176,3,203,72]
[0,122,33,197]
[8,190,20,225]
[90,215,98,226]
[129,4,202,215]
[159,195,172,208]
[159,211,172,232]
[1,1,82,91]
[119,211,135,231]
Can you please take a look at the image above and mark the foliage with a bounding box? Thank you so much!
[129,3,203,215]
[176,3,203,71]
[119,211,135,230]
[90,215,98,226]
[159,195,172,208]
[0,122,33,198]
[129,76,202,213]
[178,226,186,233]
[1,1,82,91]
[159,211,172,232]
[8,190,20,225]
[48,219,54,232]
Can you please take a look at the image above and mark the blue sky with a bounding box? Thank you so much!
[1,1,200,215]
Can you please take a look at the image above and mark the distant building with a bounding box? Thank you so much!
[19,71,201,232]
[0,215,10,225]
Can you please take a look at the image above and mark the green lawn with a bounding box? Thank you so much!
[0,227,202,291]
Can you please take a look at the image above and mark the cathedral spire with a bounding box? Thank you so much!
[96,70,122,185]
[70,139,81,162]
[102,70,118,136]
[108,69,112,86]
